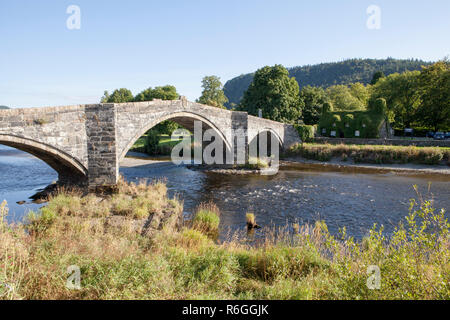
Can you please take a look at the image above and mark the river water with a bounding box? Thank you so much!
[1,144,449,240]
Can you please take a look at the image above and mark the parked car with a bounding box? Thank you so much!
[433,132,445,140]
[426,131,435,138]
[445,132,450,139]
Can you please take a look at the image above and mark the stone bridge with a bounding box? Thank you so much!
[0,97,300,188]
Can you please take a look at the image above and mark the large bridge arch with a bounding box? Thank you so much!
[118,111,233,162]
[0,134,88,184]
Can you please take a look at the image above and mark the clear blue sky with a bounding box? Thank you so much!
[1,0,449,108]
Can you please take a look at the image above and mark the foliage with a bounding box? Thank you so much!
[318,107,385,139]
[192,203,220,237]
[371,70,421,129]
[288,143,448,165]
[370,71,385,85]
[224,58,429,108]
[325,84,367,111]
[144,130,160,155]
[416,60,450,131]
[368,98,387,115]
[101,88,134,103]
[239,65,302,123]
[134,85,179,102]
[294,125,316,143]
[299,86,327,125]
[197,76,228,109]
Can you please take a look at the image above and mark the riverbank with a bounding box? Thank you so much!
[1,179,448,300]
[283,157,450,177]
[287,143,450,166]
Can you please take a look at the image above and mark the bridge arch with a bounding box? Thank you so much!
[248,128,284,158]
[118,111,233,162]
[0,134,88,184]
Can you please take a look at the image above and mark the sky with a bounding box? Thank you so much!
[1,0,449,108]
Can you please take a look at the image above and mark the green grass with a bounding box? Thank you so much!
[129,134,184,154]
[1,180,449,300]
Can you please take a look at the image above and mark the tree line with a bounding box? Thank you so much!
[236,61,449,132]
[223,58,430,109]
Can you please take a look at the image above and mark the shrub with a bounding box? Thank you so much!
[192,203,220,237]
[294,124,315,142]
[145,130,160,154]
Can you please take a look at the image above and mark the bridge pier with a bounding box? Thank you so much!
[85,104,119,188]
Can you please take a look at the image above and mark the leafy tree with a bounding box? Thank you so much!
[135,85,179,101]
[299,86,327,125]
[101,88,134,103]
[371,71,421,128]
[417,60,450,131]
[197,76,228,108]
[239,65,302,123]
[349,82,371,106]
[370,71,385,85]
[325,85,365,111]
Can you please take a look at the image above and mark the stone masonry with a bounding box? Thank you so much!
[0,98,301,188]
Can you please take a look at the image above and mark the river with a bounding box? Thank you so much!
[1,144,449,240]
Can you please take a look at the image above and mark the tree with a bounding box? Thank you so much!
[325,85,365,111]
[349,82,371,106]
[370,71,385,85]
[135,85,179,101]
[0,105,9,109]
[101,88,134,103]
[417,60,450,131]
[370,71,421,129]
[197,76,228,109]
[239,65,302,123]
[299,86,327,125]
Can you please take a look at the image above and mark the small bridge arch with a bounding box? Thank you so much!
[0,134,88,184]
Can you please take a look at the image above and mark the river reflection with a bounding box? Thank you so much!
[1,145,449,240]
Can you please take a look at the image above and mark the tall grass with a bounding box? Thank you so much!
[0,181,448,300]
[288,143,450,165]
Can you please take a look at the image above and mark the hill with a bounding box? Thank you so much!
[223,58,431,108]
[0,106,9,109]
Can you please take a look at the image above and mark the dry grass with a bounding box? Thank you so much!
[0,180,448,300]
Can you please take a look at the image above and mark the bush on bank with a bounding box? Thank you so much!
[0,180,448,300]
[288,143,450,165]
[294,124,316,143]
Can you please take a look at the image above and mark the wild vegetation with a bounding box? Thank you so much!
[288,143,450,165]
[0,179,448,300]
